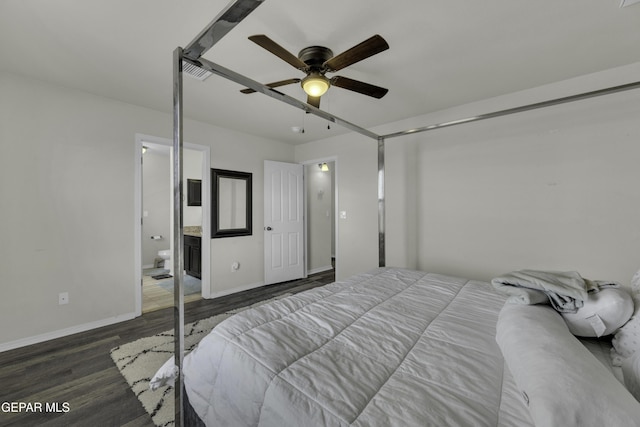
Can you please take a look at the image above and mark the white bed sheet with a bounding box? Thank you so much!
[183,267,533,426]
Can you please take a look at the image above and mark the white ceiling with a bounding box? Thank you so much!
[1,0,639,144]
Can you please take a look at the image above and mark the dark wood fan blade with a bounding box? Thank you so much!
[323,35,389,72]
[330,76,388,98]
[240,78,301,94]
[307,95,321,108]
[248,35,308,70]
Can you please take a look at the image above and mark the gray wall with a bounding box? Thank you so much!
[413,82,640,285]
[3,60,639,350]
[296,62,640,287]
[0,71,293,350]
[296,137,379,280]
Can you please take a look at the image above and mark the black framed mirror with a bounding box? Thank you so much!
[187,179,202,206]
[211,168,252,238]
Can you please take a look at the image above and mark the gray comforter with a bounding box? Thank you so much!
[183,268,533,426]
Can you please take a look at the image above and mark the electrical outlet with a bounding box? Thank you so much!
[59,292,69,305]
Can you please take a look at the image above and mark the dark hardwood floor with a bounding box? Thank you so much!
[0,270,335,427]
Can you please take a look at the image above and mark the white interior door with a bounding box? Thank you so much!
[264,160,305,285]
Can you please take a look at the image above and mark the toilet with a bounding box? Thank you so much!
[158,249,171,269]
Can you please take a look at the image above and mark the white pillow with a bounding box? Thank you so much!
[149,356,178,390]
[497,304,640,426]
[611,270,640,366]
[613,312,640,366]
[560,288,633,337]
[632,269,640,295]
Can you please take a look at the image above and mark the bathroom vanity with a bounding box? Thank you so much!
[184,226,202,279]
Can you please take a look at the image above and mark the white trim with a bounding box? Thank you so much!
[307,265,333,275]
[200,146,212,299]
[208,281,265,299]
[0,312,137,353]
[134,133,212,317]
[134,137,143,316]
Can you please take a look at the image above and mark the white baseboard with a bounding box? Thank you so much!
[207,281,266,299]
[308,265,333,275]
[0,312,137,353]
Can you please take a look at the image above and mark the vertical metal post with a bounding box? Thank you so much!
[377,137,385,267]
[172,46,185,427]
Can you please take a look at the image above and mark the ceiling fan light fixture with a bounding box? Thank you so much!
[302,74,330,97]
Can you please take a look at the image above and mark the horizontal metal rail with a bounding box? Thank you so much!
[382,80,640,140]
[184,0,266,61]
[183,56,381,140]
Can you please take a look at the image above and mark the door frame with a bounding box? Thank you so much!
[134,133,211,317]
[300,157,338,277]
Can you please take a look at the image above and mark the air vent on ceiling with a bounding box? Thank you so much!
[620,0,640,7]
[182,61,213,81]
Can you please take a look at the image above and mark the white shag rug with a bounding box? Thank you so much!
[110,296,288,426]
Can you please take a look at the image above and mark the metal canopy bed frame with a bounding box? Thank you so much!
[170,0,640,424]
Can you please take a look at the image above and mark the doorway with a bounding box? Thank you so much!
[304,160,336,275]
[134,134,211,316]
[263,159,337,285]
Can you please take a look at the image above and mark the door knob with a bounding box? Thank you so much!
[265,226,272,231]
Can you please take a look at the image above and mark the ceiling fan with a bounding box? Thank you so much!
[240,34,389,108]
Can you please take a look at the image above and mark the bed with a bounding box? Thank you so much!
[166,2,640,424]
[175,267,640,426]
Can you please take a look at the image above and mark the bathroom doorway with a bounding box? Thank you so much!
[134,134,211,315]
